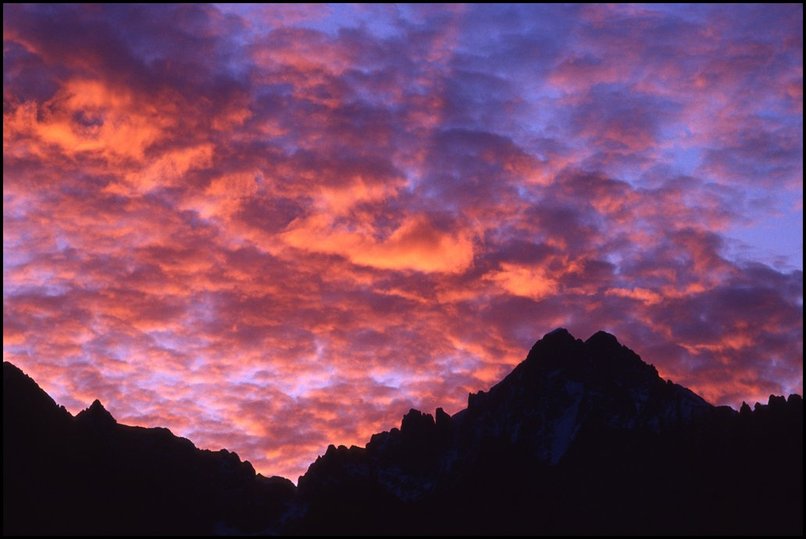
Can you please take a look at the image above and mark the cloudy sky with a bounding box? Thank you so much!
[3,4,802,480]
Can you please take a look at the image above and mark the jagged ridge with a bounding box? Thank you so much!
[292,329,803,534]
[2,362,295,535]
[4,329,803,535]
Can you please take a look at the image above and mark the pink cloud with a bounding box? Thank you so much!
[3,4,802,481]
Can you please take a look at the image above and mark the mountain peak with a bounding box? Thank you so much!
[89,398,106,410]
[472,328,711,466]
[585,330,621,348]
[545,327,571,336]
[76,398,116,426]
[542,327,576,342]
[522,328,581,366]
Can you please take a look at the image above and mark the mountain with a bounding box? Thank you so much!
[291,329,803,534]
[4,329,803,535]
[2,362,295,535]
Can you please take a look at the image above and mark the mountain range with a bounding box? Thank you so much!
[4,329,802,535]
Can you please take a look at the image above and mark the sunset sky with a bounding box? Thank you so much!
[3,4,803,480]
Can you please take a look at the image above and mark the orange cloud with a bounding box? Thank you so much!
[100,144,215,197]
[283,213,475,273]
[606,287,663,305]
[4,79,168,161]
[3,4,802,482]
[487,263,559,299]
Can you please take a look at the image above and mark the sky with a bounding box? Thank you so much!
[3,4,803,481]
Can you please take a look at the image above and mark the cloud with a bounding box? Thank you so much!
[283,212,475,273]
[3,4,802,481]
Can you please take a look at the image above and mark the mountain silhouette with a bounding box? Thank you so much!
[3,329,803,535]
[3,362,295,535]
